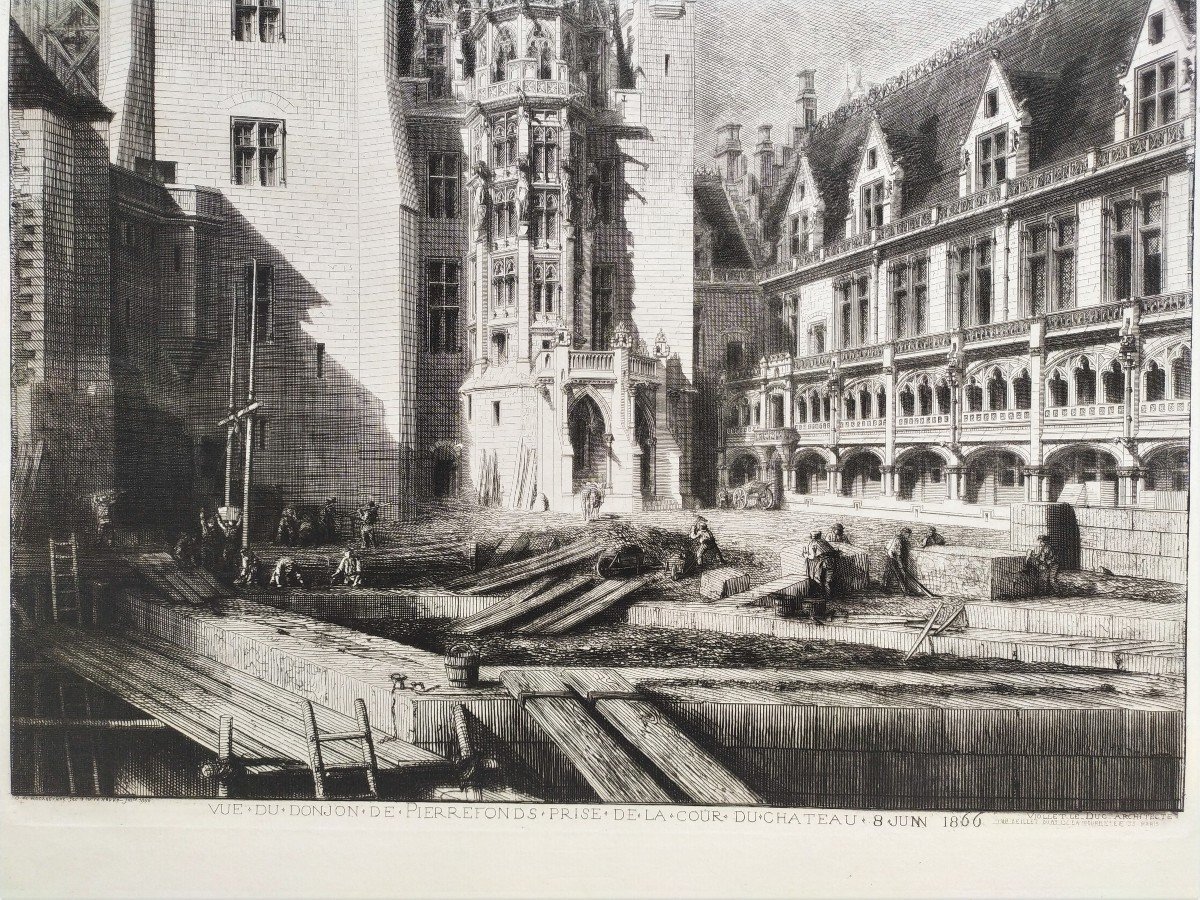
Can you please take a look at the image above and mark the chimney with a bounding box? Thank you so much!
[793,69,818,146]
[714,123,743,183]
[755,125,775,184]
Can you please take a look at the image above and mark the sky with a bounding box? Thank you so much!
[694,0,1027,163]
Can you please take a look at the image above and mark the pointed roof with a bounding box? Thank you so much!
[695,176,755,268]
[763,0,1180,244]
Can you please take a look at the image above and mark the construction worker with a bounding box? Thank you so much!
[922,527,947,548]
[234,548,261,586]
[1023,535,1061,593]
[269,556,305,588]
[806,530,838,602]
[331,547,364,587]
[885,527,916,594]
[296,512,318,547]
[691,516,726,569]
[825,522,847,543]
[356,500,380,549]
[319,497,338,543]
[171,532,201,567]
[89,492,118,548]
[276,505,299,546]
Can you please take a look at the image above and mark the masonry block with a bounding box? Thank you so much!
[700,567,751,600]
[909,546,1037,600]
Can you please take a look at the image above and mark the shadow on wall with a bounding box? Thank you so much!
[111,199,412,539]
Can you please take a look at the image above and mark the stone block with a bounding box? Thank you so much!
[1161,532,1188,559]
[779,544,870,591]
[908,546,1038,601]
[700,567,751,600]
[1131,510,1188,534]
[1075,507,1134,531]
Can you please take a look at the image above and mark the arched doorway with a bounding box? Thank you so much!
[964,449,1025,505]
[728,454,760,487]
[569,395,608,490]
[792,452,827,495]
[898,451,947,502]
[841,452,882,499]
[1048,446,1118,505]
[634,398,655,498]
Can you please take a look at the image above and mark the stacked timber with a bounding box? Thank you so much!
[453,575,593,635]
[516,575,655,635]
[508,443,540,510]
[699,567,751,600]
[443,537,602,595]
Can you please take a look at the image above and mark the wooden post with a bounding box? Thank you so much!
[354,699,379,799]
[224,275,239,508]
[217,715,234,799]
[242,259,259,550]
[301,701,327,800]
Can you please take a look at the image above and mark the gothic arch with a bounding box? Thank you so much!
[895,444,956,467]
[1043,441,1134,469]
[790,446,837,467]
[566,383,612,426]
[961,443,1028,466]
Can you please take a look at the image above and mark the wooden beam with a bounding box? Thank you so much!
[518,575,655,635]
[453,575,592,635]
[12,717,169,731]
[561,669,761,807]
[499,669,671,804]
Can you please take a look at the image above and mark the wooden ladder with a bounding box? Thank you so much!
[299,699,380,800]
[31,672,102,796]
[48,535,83,624]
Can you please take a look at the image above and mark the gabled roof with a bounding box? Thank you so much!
[695,176,755,268]
[8,19,111,120]
[765,0,1177,244]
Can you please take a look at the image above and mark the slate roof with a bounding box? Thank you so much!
[8,19,111,120]
[695,176,755,268]
[760,0,1190,245]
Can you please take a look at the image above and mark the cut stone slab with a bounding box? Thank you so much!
[779,543,870,591]
[909,546,1037,601]
[699,567,751,600]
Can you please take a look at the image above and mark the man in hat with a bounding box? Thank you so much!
[922,526,947,548]
[825,522,847,544]
[690,516,726,569]
[269,556,305,588]
[276,505,299,546]
[806,530,839,602]
[355,500,380,549]
[1023,534,1061,593]
[319,497,338,544]
[331,546,364,588]
[884,527,916,594]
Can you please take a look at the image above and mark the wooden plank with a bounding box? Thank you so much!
[454,575,594,635]
[561,669,761,807]
[499,670,671,804]
[521,575,656,635]
[458,540,602,595]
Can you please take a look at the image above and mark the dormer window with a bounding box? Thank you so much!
[978,129,1007,187]
[985,89,999,118]
[1137,58,1177,133]
[1149,11,1165,44]
[799,183,806,201]
[861,180,884,231]
[866,149,877,170]
[789,214,801,257]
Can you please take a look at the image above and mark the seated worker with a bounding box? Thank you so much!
[331,547,364,587]
[922,527,947,548]
[1023,535,1061,593]
[269,556,305,589]
[690,516,726,569]
[824,523,847,543]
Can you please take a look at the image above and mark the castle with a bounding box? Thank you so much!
[9,0,1194,533]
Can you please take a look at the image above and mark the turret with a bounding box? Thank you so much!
[714,123,743,183]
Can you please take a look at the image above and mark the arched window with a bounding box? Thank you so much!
[528,36,553,80]
[918,380,933,416]
[796,395,808,424]
[876,389,886,418]
[1013,369,1032,409]
[491,330,509,364]
[1074,357,1096,404]
[532,261,558,315]
[1145,360,1166,402]
[1171,347,1190,399]
[724,341,744,374]
[811,392,824,422]
[859,389,872,419]
[1048,370,1069,407]
[966,378,983,413]
[1102,361,1124,404]
[770,394,785,428]
[531,124,559,182]
[844,394,856,419]
[753,402,761,426]
[899,387,915,417]
[736,398,750,428]
[986,368,1008,410]
[493,27,515,82]
[935,381,950,415]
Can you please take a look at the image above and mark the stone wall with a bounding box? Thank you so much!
[1075,507,1188,584]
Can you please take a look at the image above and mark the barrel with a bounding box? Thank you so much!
[1009,502,1079,570]
[445,645,481,687]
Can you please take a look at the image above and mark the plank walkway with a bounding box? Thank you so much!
[499,669,671,804]
[445,538,602,594]
[24,626,446,772]
[561,668,760,806]
[453,575,594,635]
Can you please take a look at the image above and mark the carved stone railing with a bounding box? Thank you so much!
[840,345,884,364]
[1007,153,1091,199]
[842,417,885,430]
[697,267,759,285]
[824,231,874,259]
[894,333,952,355]
[796,421,833,434]
[1140,292,1192,317]
[897,414,951,427]
[962,409,1031,424]
[1096,120,1190,169]
[1044,403,1123,420]
[753,427,798,444]
[879,208,934,240]
[471,76,587,108]
[569,350,615,373]
[942,185,1002,219]
[167,185,224,221]
[1141,399,1190,417]
[963,319,1031,344]
[794,352,834,372]
[1045,301,1125,332]
[629,355,659,379]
